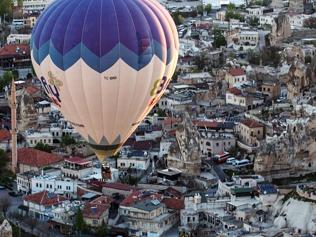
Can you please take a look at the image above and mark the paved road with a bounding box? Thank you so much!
[204,159,229,182]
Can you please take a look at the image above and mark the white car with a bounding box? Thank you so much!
[226,157,237,165]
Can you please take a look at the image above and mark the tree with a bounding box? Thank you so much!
[305,55,312,64]
[205,4,212,14]
[261,46,281,67]
[75,209,85,235]
[0,71,14,91]
[0,194,11,218]
[0,148,8,171]
[249,16,259,27]
[60,134,76,147]
[12,70,19,80]
[213,28,227,48]
[172,11,184,25]
[95,225,109,237]
[0,0,12,21]
[34,142,52,153]
[227,3,236,11]
[196,5,204,15]
[247,50,261,65]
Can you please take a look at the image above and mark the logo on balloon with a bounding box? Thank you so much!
[149,76,168,106]
[40,71,62,107]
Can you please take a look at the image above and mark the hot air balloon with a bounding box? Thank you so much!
[30,0,179,173]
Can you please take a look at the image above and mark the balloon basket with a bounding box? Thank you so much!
[101,161,112,182]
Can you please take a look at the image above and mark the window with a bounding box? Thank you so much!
[36,183,38,187]
[216,143,219,147]
[30,140,33,144]
[258,130,260,135]
[206,141,211,146]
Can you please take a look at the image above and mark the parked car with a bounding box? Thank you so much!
[226,157,237,165]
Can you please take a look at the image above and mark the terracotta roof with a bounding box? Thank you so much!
[83,196,112,219]
[0,129,11,141]
[162,117,181,126]
[229,68,245,77]
[23,191,67,206]
[25,85,40,95]
[103,182,136,192]
[162,198,184,210]
[162,187,183,199]
[65,157,91,165]
[193,120,219,128]
[121,190,162,207]
[228,87,242,95]
[240,119,262,128]
[18,148,63,168]
[0,44,30,57]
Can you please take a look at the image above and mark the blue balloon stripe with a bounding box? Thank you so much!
[31,40,171,72]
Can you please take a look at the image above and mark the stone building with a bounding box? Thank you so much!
[167,112,202,176]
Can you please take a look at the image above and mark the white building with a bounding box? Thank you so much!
[6,34,31,44]
[225,68,247,88]
[235,31,259,51]
[289,14,310,29]
[135,127,162,142]
[31,175,78,198]
[259,14,276,26]
[247,7,264,17]
[226,88,252,109]
[200,132,236,156]
[159,92,192,112]
[117,151,150,171]
[25,131,53,147]
[61,157,94,180]
[14,0,54,12]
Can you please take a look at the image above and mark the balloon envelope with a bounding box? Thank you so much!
[31,0,179,160]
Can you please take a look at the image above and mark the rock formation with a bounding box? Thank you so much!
[0,220,12,237]
[285,61,310,100]
[266,13,292,47]
[167,112,202,176]
[255,113,316,181]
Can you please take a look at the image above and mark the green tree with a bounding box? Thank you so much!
[205,4,212,14]
[34,142,52,153]
[17,0,23,7]
[0,0,12,20]
[12,70,19,80]
[0,148,8,171]
[95,225,109,237]
[172,11,184,25]
[213,28,227,48]
[249,16,259,27]
[227,3,236,10]
[60,134,76,147]
[75,209,85,235]
[247,50,261,65]
[0,71,14,91]
[305,55,312,64]
[196,5,204,15]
